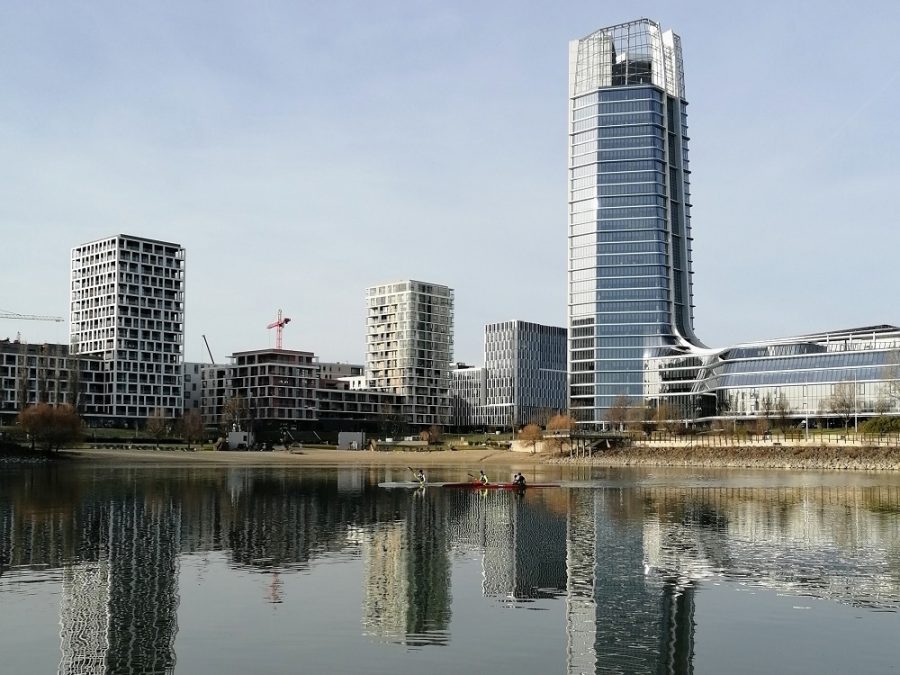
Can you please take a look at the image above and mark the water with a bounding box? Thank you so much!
[1,463,899,674]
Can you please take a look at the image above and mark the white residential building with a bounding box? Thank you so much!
[366,280,454,427]
[70,235,185,423]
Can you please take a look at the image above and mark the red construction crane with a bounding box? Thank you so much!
[266,309,291,349]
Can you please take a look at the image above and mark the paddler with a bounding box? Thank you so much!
[479,470,489,485]
[416,469,426,486]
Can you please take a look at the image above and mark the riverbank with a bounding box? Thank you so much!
[552,445,900,471]
[32,443,900,471]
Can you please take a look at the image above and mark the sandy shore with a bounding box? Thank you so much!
[36,444,900,472]
[60,446,529,468]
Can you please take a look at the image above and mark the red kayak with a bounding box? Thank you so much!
[442,482,559,490]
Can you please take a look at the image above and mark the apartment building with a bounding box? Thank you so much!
[366,280,453,427]
[70,235,185,423]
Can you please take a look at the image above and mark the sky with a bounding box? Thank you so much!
[1,0,898,365]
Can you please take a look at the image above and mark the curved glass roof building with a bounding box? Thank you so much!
[568,19,900,428]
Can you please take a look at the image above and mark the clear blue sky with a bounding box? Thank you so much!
[1,1,898,364]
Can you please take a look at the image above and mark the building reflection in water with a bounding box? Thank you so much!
[58,495,181,675]
[362,492,451,646]
[2,468,900,674]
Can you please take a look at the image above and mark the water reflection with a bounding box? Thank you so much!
[1,467,899,674]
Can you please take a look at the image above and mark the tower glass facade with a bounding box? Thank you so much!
[568,19,701,426]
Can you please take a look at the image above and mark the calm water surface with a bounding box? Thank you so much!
[1,463,899,674]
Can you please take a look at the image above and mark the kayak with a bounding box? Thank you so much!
[377,481,559,489]
[441,482,559,490]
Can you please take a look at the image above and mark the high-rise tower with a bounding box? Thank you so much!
[366,280,454,426]
[70,234,185,423]
[567,19,702,426]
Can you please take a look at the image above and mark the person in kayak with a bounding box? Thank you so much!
[514,472,526,487]
[479,470,489,485]
[416,469,426,486]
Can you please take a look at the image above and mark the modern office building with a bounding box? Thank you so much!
[449,363,485,429]
[449,322,567,430]
[567,19,900,427]
[366,280,454,427]
[482,320,567,428]
[70,235,185,423]
[567,19,700,426]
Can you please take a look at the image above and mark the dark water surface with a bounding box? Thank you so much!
[1,463,899,674]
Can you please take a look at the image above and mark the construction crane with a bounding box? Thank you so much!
[0,309,64,322]
[202,335,216,365]
[266,309,291,350]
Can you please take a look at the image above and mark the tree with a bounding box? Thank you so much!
[828,382,856,429]
[222,395,249,432]
[146,408,169,442]
[546,412,577,455]
[518,423,543,454]
[180,409,204,450]
[18,403,82,452]
[880,349,900,411]
[426,425,442,444]
[774,392,791,431]
[606,395,632,431]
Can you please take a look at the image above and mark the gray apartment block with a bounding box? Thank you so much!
[183,362,204,413]
[449,364,485,429]
[70,234,185,423]
[366,280,453,427]
[0,340,106,424]
[226,349,318,429]
[450,321,567,430]
[483,321,567,428]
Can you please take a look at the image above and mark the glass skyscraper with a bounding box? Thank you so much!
[567,19,900,430]
[568,19,702,426]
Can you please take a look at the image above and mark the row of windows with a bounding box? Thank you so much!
[597,88,662,103]
[598,217,666,231]
[600,159,665,173]
[598,171,663,184]
[598,229,666,243]
[573,99,663,121]
[596,300,669,313]
[714,351,889,375]
[596,276,669,290]
[576,241,666,255]
[597,124,664,138]
[600,195,666,208]
[596,323,671,336]
[597,252,667,266]
[714,366,886,388]
[600,206,667,219]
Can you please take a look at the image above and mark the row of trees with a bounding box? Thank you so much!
[12,404,207,453]
[518,413,578,454]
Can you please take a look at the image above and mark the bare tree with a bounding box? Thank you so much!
[180,409,204,450]
[518,423,543,454]
[880,349,900,410]
[146,408,169,442]
[606,395,632,431]
[426,425,442,444]
[828,382,856,429]
[18,403,82,452]
[222,395,249,432]
[775,392,791,431]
